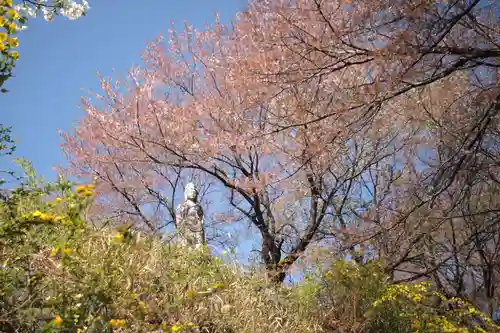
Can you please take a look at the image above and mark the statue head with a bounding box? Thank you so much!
[184,182,198,202]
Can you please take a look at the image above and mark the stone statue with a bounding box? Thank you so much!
[175,183,205,248]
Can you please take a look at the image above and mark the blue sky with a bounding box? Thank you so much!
[1,0,247,180]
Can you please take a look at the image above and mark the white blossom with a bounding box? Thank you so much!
[13,4,37,18]
[59,1,90,20]
[60,3,86,20]
[42,7,54,22]
[16,1,90,22]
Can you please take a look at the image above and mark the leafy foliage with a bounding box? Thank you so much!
[1,165,499,332]
[0,0,22,92]
[0,124,17,187]
[314,260,500,333]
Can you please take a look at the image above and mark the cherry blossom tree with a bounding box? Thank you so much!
[232,0,500,300]
[61,18,398,281]
[62,0,499,287]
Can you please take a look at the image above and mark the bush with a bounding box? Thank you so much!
[303,259,500,333]
[1,163,499,332]
[0,164,313,332]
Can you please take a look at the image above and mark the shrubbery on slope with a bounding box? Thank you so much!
[1,164,499,332]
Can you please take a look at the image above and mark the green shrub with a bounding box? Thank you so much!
[299,258,500,333]
[1,163,499,333]
[0,164,313,332]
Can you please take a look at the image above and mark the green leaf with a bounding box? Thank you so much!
[0,74,10,88]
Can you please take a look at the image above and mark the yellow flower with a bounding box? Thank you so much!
[75,184,95,197]
[75,185,87,193]
[138,300,147,312]
[5,22,17,33]
[0,41,6,52]
[113,233,124,241]
[109,319,127,328]
[55,197,63,203]
[211,282,225,289]
[50,247,59,257]
[63,248,73,254]
[81,190,93,197]
[0,19,6,30]
[186,290,196,297]
[40,213,55,222]
[171,324,182,332]
[54,315,63,327]
[32,210,43,218]
[7,9,19,20]
[411,294,423,303]
[2,0,13,7]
